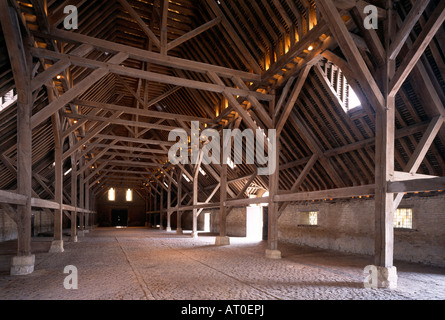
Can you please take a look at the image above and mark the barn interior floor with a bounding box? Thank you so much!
[0,227,444,300]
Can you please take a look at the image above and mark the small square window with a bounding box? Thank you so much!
[394,208,413,229]
[299,211,319,226]
[308,211,318,226]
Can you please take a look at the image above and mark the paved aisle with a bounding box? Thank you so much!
[0,228,444,300]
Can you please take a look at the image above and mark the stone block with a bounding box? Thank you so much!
[10,254,35,276]
[215,236,230,246]
[49,240,64,253]
[265,249,281,259]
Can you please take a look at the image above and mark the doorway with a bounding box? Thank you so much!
[204,213,211,232]
[111,209,128,227]
[246,206,264,241]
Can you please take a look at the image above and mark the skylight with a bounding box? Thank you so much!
[319,61,362,113]
[0,89,17,112]
[348,87,361,110]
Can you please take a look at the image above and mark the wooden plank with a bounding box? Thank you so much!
[205,0,262,74]
[31,52,129,129]
[316,0,385,112]
[0,190,27,206]
[117,0,161,49]
[0,1,33,257]
[35,28,261,82]
[334,0,387,18]
[278,154,318,217]
[207,71,260,132]
[404,116,444,174]
[223,196,270,208]
[389,1,445,97]
[388,177,445,193]
[95,134,174,147]
[268,142,280,252]
[276,65,311,136]
[168,16,222,51]
[31,198,60,210]
[74,99,212,123]
[160,0,169,55]
[32,47,272,101]
[288,112,346,188]
[389,0,432,60]
[350,6,386,67]
[232,76,273,129]
[392,171,438,181]
[392,116,444,211]
[275,184,375,202]
[62,110,125,161]
[62,112,183,133]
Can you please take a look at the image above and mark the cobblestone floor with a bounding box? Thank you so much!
[0,227,444,300]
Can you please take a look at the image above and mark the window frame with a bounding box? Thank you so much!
[393,207,414,230]
[298,210,319,227]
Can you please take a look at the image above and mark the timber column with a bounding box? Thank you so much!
[0,1,35,275]
[49,116,65,253]
[371,1,398,289]
[215,146,229,246]
[166,177,172,231]
[215,166,230,245]
[176,168,183,234]
[265,141,281,259]
[70,154,78,242]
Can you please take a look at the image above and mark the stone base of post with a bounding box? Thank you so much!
[215,236,230,246]
[265,249,281,259]
[49,240,64,253]
[10,255,35,276]
[176,228,183,235]
[364,265,397,289]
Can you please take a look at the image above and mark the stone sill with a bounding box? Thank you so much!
[394,228,417,233]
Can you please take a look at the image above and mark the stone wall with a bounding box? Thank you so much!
[205,194,445,267]
[278,194,445,267]
[96,188,146,227]
[0,209,53,242]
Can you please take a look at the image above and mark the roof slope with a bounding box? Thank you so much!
[0,0,444,208]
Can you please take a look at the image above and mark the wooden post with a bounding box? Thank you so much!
[160,178,165,230]
[0,1,35,275]
[266,141,281,259]
[215,131,230,246]
[372,1,397,288]
[191,173,199,238]
[50,113,65,252]
[176,168,183,234]
[166,177,172,231]
[70,154,78,242]
[215,161,230,246]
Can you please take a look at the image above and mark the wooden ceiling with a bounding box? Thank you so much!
[0,0,444,209]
